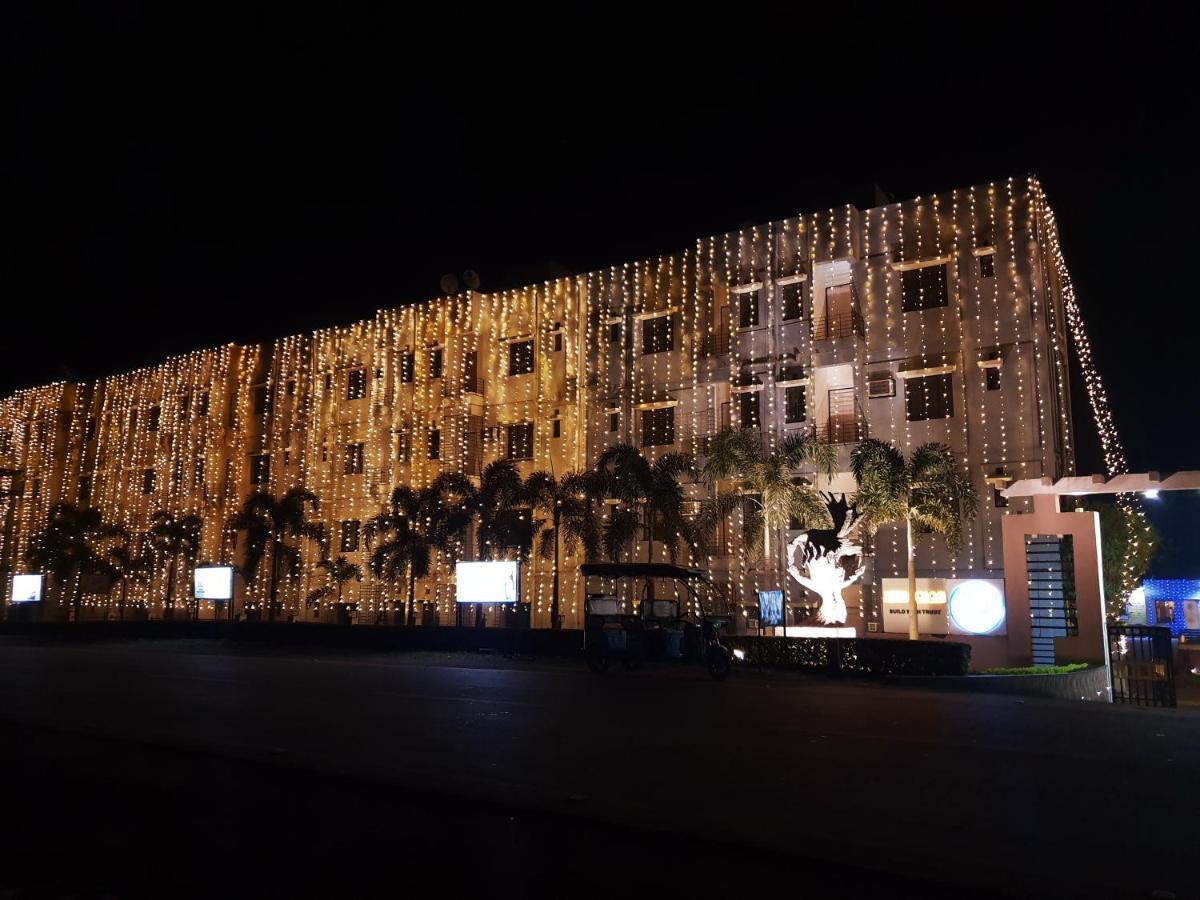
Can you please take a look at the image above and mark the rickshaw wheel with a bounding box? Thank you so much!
[706,647,731,681]
[621,652,641,672]
[586,642,609,674]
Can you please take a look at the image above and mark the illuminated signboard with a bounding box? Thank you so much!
[757,589,784,627]
[10,573,43,604]
[881,578,947,635]
[194,566,234,601]
[946,579,1006,636]
[456,560,520,604]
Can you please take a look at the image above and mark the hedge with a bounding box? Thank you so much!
[722,635,971,677]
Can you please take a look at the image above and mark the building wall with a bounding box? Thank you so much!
[0,177,1075,629]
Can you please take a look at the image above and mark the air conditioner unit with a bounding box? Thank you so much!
[867,621,879,633]
[867,372,895,399]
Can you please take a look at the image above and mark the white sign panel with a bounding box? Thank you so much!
[11,573,43,604]
[1125,587,1148,625]
[456,560,519,604]
[1185,600,1200,631]
[194,566,234,601]
[880,578,948,635]
[946,578,1006,636]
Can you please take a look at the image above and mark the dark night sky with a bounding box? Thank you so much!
[4,3,1199,570]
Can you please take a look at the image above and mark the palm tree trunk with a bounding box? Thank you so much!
[119,581,126,621]
[71,575,81,623]
[906,517,918,641]
[551,521,561,630]
[268,543,280,623]
[164,557,176,621]
[406,567,416,626]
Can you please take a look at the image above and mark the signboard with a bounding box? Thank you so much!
[10,573,43,604]
[456,560,519,604]
[757,589,783,627]
[946,579,1006,636]
[880,578,948,635]
[1185,600,1200,631]
[1125,587,1148,625]
[194,566,234,601]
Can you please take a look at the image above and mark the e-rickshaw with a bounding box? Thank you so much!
[580,563,733,681]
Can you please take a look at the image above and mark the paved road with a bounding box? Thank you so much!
[0,638,1195,899]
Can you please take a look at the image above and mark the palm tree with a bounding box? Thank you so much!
[148,511,203,620]
[594,444,695,564]
[25,503,118,622]
[231,488,325,622]
[475,460,535,562]
[305,555,363,618]
[701,427,836,561]
[106,536,154,620]
[850,439,978,640]
[525,470,600,629]
[366,474,475,626]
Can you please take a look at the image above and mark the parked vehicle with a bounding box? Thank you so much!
[579,563,733,680]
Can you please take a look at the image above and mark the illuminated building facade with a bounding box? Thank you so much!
[0,177,1078,629]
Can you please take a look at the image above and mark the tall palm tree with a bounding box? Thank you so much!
[148,511,203,620]
[474,460,535,562]
[106,536,154,621]
[231,488,325,622]
[701,427,837,561]
[850,439,978,640]
[594,444,695,564]
[305,555,364,617]
[525,470,600,629]
[366,474,475,626]
[25,503,119,622]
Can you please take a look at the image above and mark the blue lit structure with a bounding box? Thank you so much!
[1142,579,1200,638]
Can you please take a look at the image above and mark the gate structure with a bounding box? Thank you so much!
[1108,624,1175,708]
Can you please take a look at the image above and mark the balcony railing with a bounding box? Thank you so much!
[703,321,731,357]
[817,416,867,444]
[811,309,865,341]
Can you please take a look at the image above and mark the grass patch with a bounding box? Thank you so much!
[980,663,1090,676]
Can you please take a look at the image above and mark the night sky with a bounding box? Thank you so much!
[4,3,1198,570]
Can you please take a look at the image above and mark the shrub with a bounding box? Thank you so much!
[723,635,970,677]
[980,663,1089,676]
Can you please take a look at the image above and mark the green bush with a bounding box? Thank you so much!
[980,663,1089,676]
[723,635,970,677]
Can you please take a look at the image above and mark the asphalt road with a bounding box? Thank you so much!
[0,638,1195,899]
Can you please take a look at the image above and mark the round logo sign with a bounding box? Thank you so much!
[947,580,1005,635]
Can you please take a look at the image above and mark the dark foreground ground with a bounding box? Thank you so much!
[0,638,1195,899]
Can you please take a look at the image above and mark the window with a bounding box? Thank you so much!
[251,454,271,484]
[608,412,619,433]
[78,475,91,505]
[286,380,296,396]
[992,485,1008,508]
[608,323,621,343]
[142,469,156,495]
[400,351,415,383]
[738,391,761,427]
[147,406,160,432]
[978,253,995,278]
[641,407,675,447]
[84,418,96,442]
[340,520,361,553]
[641,314,674,354]
[324,373,333,392]
[320,445,329,463]
[737,290,760,329]
[985,366,1001,391]
[194,457,205,489]
[552,418,561,438]
[429,348,443,379]
[252,385,268,415]
[784,385,807,424]
[781,283,803,321]
[428,429,441,459]
[346,368,367,400]
[344,442,364,475]
[197,392,210,417]
[507,422,534,460]
[396,431,410,462]
[901,264,949,311]
[463,350,478,391]
[554,332,563,352]
[904,373,954,421]
[508,340,534,376]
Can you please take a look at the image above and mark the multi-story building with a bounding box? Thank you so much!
[0,176,1075,630]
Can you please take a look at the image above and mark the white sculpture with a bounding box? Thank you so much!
[786,494,866,626]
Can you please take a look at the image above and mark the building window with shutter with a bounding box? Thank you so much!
[194,457,205,489]
[979,253,995,279]
[738,290,760,329]
[608,323,621,343]
[641,407,675,447]
[784,386,807,424]
[197,392,210,417]
[340,520,360,553]
[641,314,674,354]
[344,442,364,475]
[147,406,160,432]
[507,422,534,460]
[400,352,414,383]
[78,475,92,505]
[985,367,1001,391]
[142,469,156,495]
[781,283,803,321]
[900,263,949,312]
[252,386,268,415]
[552,418,561,438]
[904,373,954,421]
[346,368,367,400]
[608,412,619,433]
[251,454,271,484]
[738,391,761,427]
[554,332,563,352]
[428,429,441,460]
[508,340,534,376]
[429,348,443,379]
